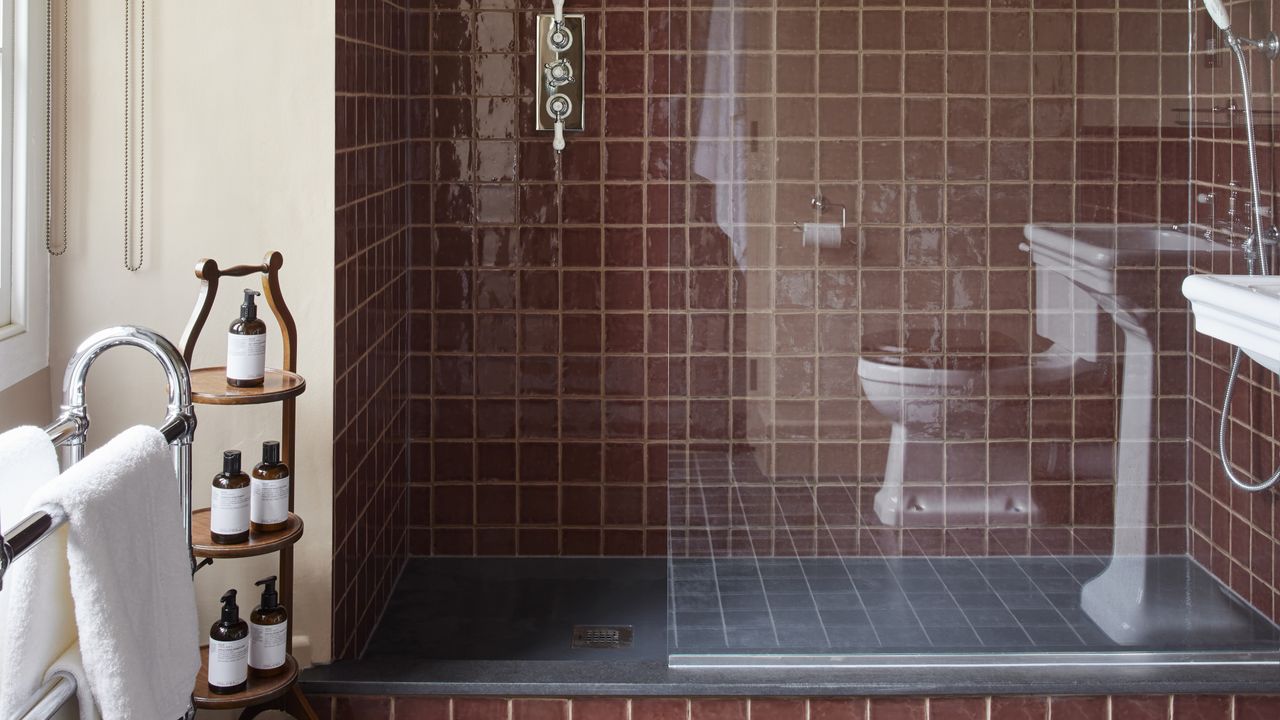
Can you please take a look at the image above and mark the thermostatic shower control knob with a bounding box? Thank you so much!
[544,59,574,88]
[548,22,573,52]
[546,93,572,120]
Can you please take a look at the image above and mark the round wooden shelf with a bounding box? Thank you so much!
[190,367,306,405]
[191,509,304,559]
[193,647,298,710]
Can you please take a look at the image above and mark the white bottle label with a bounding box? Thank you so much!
[210,487,250,535]
[208,637,248,688]
[227,332,266,381]
[251,476,290,525]
[249,619,288,670]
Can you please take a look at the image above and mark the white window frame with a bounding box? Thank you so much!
[0,0,49,392]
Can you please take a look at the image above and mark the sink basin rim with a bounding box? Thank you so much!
[1183,274,1280,374]
[1023,223,1222,270]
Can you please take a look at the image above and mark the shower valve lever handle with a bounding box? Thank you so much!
[546,93,572,153]
[553,120,566,152]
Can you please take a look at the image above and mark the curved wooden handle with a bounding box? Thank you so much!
[180,251,294,371]
[181,260,221,365]
[213,262,271,279]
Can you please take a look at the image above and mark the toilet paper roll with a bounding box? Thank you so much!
[801,222,842,248]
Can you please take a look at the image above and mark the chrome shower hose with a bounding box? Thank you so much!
[1216,32,1280,492]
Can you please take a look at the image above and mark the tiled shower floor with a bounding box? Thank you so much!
[357,555,1279,663]
[669,555,1280,656]
[303,556,1280,696]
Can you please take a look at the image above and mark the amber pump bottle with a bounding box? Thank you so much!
[208,589,249,694]
[210,450,250,544]
[249,575,289,678]
[226,288,267,388]
[251,441,290,534]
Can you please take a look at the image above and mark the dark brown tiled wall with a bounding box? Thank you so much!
[333,0,1280,670]
[335,0,413,659]
[406,0,1193,558]
[1187,0,1280,624]
[307,694,1280,720]
[667,0,1195,559]
[406,0,670,556]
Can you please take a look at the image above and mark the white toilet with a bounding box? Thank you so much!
[856,337,1075,528]
[857,352,966,526]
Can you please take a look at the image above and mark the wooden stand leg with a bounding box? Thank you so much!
[283,684,319,720]
[238,703,279,720]
[237,685,318,720]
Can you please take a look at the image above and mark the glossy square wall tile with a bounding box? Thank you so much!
[1187,0,1280,635]
[334,0,412,660]
[336,0,1280,661]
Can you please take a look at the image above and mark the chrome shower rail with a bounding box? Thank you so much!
[0,326,197,720]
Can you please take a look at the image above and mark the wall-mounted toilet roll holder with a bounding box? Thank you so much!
[790,194,847,233]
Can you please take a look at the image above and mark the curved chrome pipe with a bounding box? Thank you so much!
[40,326,197,553]
[54,325,195,461]
[1,326,198,719]
[10,673,77,720]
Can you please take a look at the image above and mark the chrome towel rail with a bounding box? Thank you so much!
[9,673,76,720]
[0,325,197,720]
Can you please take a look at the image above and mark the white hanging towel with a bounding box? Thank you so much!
[21,426,198,720]
[689,0,751,271]
[0,426,78,717]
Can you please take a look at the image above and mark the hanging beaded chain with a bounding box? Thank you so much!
[44,0,68,256]
[123,0,145,271]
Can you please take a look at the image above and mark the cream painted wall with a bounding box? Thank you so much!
[40,0,334,683]
[0,369,51,427]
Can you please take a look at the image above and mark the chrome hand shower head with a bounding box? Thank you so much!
[1202,0,1231,31]
[1208,0,1280,58]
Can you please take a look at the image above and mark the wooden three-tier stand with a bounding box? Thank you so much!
[178,252,317,719]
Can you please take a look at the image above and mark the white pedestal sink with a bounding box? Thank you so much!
[1183,274,1280,374]
[1026,225,1242,645]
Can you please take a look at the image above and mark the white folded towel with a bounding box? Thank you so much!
[0,426,77,718]
[23,426,199,720]
[44,643,99,720]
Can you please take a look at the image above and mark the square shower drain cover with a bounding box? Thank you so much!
[572,625,634,649]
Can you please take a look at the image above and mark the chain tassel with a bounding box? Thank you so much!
[123,0,145,271]
[45,0,68,256]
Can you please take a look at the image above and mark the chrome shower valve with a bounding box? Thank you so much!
[546,93,572,119]
[534,11,584,150]
[544,59,574,88]
[548,22,573,52]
